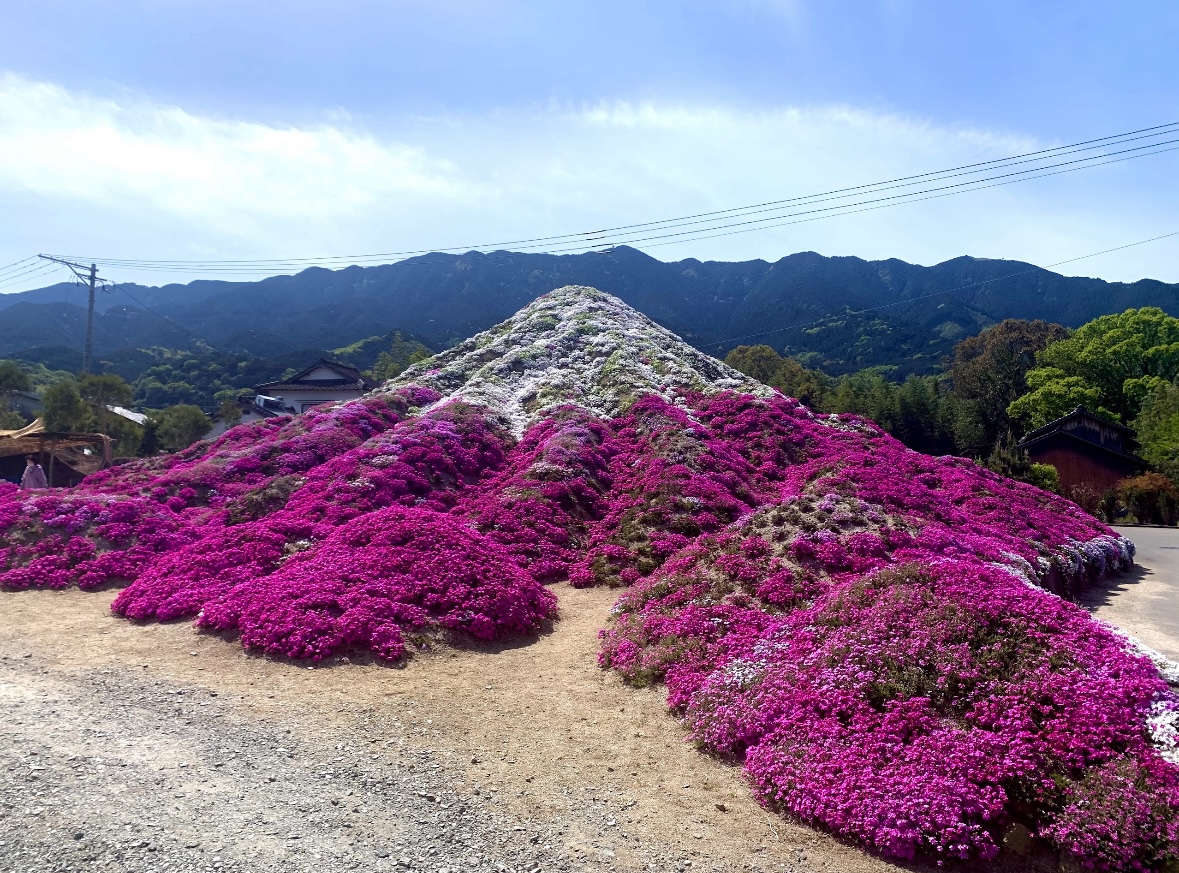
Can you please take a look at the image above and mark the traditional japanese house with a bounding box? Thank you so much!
[1018,405,1145,493]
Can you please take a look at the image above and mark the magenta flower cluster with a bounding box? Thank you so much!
[0,385,1172,869]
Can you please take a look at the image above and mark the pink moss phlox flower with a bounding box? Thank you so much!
[0,381,1168,869]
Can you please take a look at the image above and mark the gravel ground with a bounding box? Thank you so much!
[2,656,561,873]
[0,587,949,873]
[5,527,1159,873]
[1,653,700,873]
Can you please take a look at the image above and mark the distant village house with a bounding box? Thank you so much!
[1019,406,1145,495]
[207,359,374,438]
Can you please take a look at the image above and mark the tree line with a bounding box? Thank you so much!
[725,307,1179,523]
[0,330,434,458]
[0,361,211,456]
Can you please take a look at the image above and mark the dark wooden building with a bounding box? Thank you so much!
[1019,406,1144,493]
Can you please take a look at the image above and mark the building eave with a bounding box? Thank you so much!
[1020,405,1135,444]
[253,382,366,392]
[1021,430,1145,467]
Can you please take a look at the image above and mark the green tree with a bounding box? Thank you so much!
[728,345,968,456]
[985,440,1049,486]
[1006,368,1108,430]
[0,409,25,430]
[1132,380,1179,478]
[725,345,785,384]
[78,373,142,455]
[895,375,948,455]
[725,345,831,407]
[154,404,211,452]
[948,319,1068,446]
[214,390,248,428]
[0,360,31,412]
[825,369,900,431]
[138,419,160,457]
[1008,308,1179,430]
[79,372,133,431]
[1025,463,1060,493]
[42,381,90,432]
[372,332,432,382]
[79,372,133,414]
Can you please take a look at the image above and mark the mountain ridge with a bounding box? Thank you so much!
[5,246,1178,375]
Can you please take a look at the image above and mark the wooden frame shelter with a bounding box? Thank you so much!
[0,419,112,486]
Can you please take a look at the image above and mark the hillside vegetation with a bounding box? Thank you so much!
[4,246,1178,377]
[723,308,1179,523]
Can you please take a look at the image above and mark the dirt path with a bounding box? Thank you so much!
[1,585,1035,873]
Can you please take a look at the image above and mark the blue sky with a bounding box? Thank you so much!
[1,0,1177,289]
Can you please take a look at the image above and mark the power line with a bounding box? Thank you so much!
[0,256,41,280]
[53,120,1179,268]
[638,142,1179,251]
[532,138,1179,255]
[103,281,226,355]
[0,260,66,290]
[701,230,1179,350]
[43,120,1179,274]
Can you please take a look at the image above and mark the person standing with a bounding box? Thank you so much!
[20,455,47,490]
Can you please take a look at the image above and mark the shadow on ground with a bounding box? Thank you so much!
[1078,564,1151,611]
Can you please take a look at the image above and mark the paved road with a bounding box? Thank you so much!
[1080,525,1179,661]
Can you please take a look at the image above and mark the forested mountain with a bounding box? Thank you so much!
[4,246,1178,376]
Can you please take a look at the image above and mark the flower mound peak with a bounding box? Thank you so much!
[382,285,771,435]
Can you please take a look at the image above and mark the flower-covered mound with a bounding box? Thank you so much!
[1,286,1175,870]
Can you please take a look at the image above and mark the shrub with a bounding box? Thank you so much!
[1026,462,1060,493]
[1120,472,1179,525]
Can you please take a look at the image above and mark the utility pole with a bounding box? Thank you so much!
[38,255,102,373]
[83,263,97,373]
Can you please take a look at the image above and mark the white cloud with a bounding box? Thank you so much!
[0,73,1176,286]
[0,73,465,227]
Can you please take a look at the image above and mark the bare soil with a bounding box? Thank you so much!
[1,584,1052,873]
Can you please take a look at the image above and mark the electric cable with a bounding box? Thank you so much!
[0,261,68,291]
[103,282,226,354]
[43,121,1179,274]
[0,256,40,280]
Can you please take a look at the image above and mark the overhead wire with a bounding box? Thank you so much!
[102,281,226,354]
[42,120,1179,275]
[507,137,1179,256]
[0,261,68,291]
[3,120,1174,360]
[52,120,1179,268]
[0,256,40,280]
[638,142,1179,251]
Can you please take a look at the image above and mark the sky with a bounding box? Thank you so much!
[1,0,1177,292]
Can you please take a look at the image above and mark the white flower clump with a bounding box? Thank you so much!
[719,658,767,689]
[1146,701,1179,765]
[380,286,771,436]
[1107,631,1179,761]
